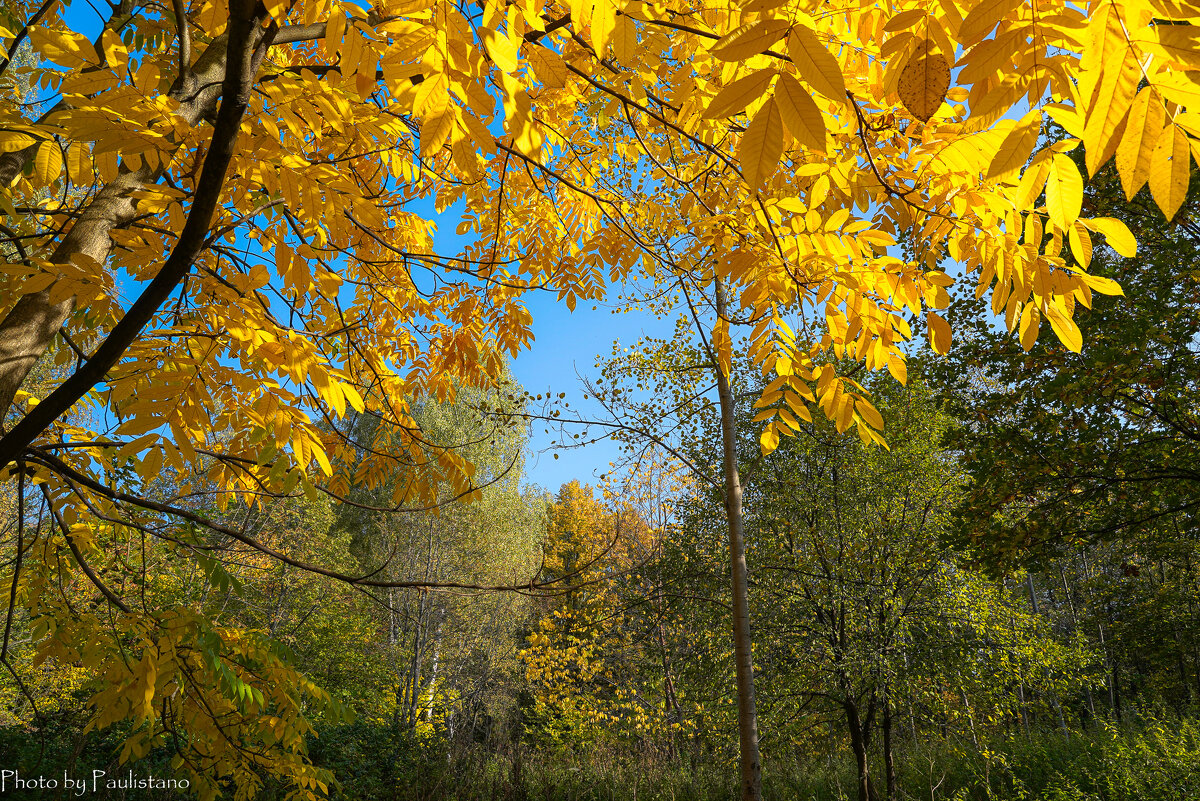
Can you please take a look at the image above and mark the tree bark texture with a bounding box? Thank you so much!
[883,689,896,801]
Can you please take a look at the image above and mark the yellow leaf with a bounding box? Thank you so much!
[99,30,125,67]
[414,70,449,115]
[711,19,791,62]
[1115,87,1165,201]
[1045,154,1082,231]
[926,311,951,354]
[1045,104,1085,140]
[739,98,784,190]
[140,446,163,481]
[1015,153,1052,209]
[883,10,928,33]
[324,12,345,60]
[390,0,437,12]
[1079,272,1124,295]
[0,133,38,153]
[786,26,846,102]
[897,40,951,123]
[1068,221,1093,269]
[526,47,569,88]
[855,398,884,430]
[482,27,519,73]
[759,422,780,455]
[141,654,157,703]
[33,140,62,185]
[1154,71,1200,111]
[1044,301,1082,352]
[835,395,854,432]
[591,0,616,59]
[959,0,1025,45]
[1019,304,1039,351]
[987,111,1042,183]
[1081,48,1139,176]
[1149,22,1200,69]
[60,68,119,95]
[384,27,436,65]
[815,363,835,397]
[1148,124,1191,221]
[311,440,334,476]
[28,25,97,69]
[611,14,638,63]
[702,69,776,120]
[783,392,812,421]
[774,73,826,153]
[421,105,457,157]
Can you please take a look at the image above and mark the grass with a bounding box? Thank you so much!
[1,715,1196,799]
[327,717,1200,801]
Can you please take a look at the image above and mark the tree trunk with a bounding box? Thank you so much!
[655,616,683,750]
[408,590,425,731]
[0,29,241,427]
[845,701,875,801]
[713,280,762,801]
[960,687,978,747]
[882,689,896,801]
[1097,620,1120,720]
[1111,654,1123,723]
[1059,564,1096,721]
[0,16,327,457]
[424,617,443,723]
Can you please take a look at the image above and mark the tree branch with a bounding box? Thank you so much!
[0,0,270,469]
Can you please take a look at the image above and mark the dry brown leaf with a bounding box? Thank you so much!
[897,40,951,123]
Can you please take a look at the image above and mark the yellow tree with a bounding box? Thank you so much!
[520,480,670,746]
[0,0,1198,797]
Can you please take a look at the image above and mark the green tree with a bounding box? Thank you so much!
[676,372,1091,801]
[932,163,1200,557]
[329,379,544,743]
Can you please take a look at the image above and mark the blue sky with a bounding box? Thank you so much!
[425,204,671,493]
[512,295,639,492]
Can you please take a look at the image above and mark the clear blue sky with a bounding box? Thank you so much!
[511,294,639,493]
[425,203,673,494]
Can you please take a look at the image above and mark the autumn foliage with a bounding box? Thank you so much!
[1,0,1199,796]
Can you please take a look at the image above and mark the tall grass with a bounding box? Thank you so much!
[307,717,1200,801]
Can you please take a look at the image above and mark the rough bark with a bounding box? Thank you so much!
[713,280,762,801]
[0,33,233,428]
